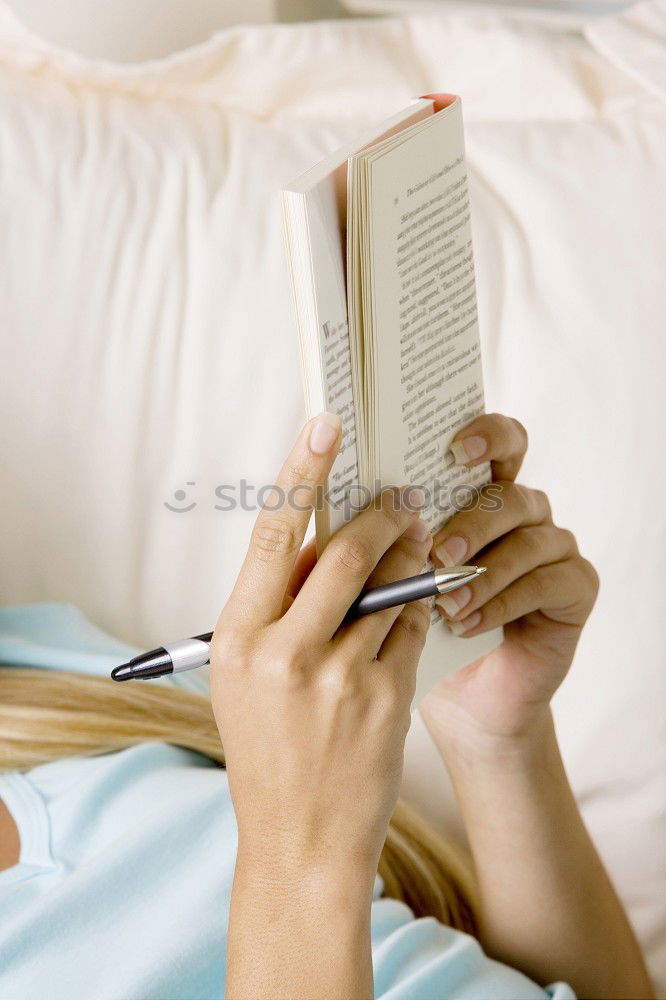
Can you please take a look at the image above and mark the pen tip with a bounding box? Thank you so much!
[476,566,487,574]
[111,663,133,682]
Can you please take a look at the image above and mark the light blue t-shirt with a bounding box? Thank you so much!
[0,604,575,1000]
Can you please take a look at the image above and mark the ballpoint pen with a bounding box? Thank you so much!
[110,564,485,682]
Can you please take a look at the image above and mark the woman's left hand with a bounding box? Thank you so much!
[420,413,599,748]
[419,416,653,1000]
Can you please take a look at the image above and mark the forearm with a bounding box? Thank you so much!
[438,710,652,999]
[227,845,375,1000]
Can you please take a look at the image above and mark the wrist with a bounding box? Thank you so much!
[433,712,576,854]
[235,835,378,904]
[426,704,558,776]
[229,839,376,1000]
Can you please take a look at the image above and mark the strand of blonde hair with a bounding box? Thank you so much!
[0,667,478,934]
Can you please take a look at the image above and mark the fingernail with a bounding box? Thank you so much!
[447,610,482,635]
[309,412,341,454]
[403,518,430,542]
[435,585,472,617]
[449,436,487,465]
[435,535,467,567]
[401,486,426,511]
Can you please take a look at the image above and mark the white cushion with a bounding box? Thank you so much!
[0,2,664,991]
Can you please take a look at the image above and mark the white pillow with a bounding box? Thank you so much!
[0,2,664,992]
[6,0,281,62]
[0,0,625,643]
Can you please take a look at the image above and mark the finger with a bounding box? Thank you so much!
[375,598,431,703]
[225,412,341,628]
[286,537,318,601]
[448,413,528,483]
[283,485,425,643]
[432,481,551,568]
[434,524,577,623]
[440,557,595,637]
[333,520,433,655]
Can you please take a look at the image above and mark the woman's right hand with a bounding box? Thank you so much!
[210,412,433,885]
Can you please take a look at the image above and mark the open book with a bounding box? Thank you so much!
[281,94,503,705]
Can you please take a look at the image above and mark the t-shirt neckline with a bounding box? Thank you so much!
[0,772,57,886]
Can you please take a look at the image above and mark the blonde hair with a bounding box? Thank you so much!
[0,667,478,933]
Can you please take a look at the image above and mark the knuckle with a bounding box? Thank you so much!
[283,458,320,491]
[381,540,427,581]
[395,602,430,644]
[530,565,553,602]
[331,533,376,578]
[557,526,578,554]
[482,411,503,432]
[210,629,243,669]
[533,488,552,521]
[517,484,537,519]
[512,483,546,522]
[500,480,527,518]
[515,526,543,562]
[482,412,527,456]
[267,641,310,689]
[319,661,358,702]
[579,556,600,599]
[253,517,299,561]
[209,625,254,679]
[378,489,405,529]
[510,417,529,454]
[479,480,506,514]
[404,550,429,579]
[490,586,510,623]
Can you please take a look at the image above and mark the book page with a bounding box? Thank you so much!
[365,101,504,699]
[369,101,489,513]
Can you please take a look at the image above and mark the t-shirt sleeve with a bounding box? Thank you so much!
[371,879,576,1000]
